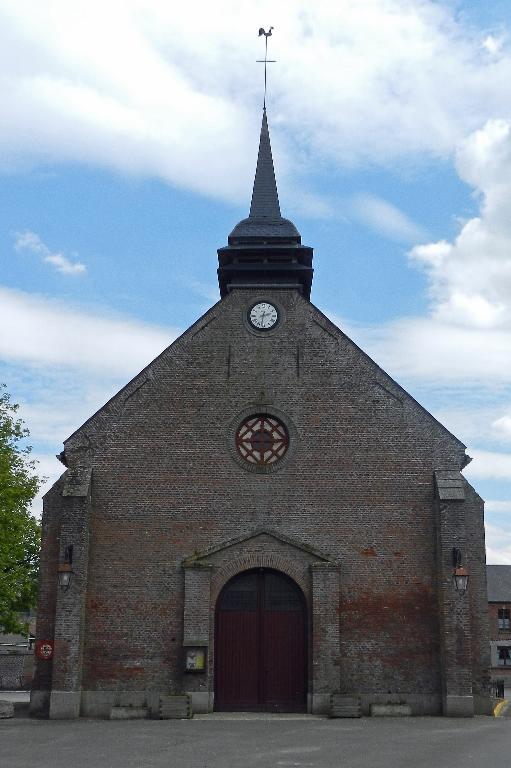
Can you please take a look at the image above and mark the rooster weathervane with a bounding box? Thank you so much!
[257,27,275,108]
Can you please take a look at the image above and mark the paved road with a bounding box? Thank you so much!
[1,715,511,768]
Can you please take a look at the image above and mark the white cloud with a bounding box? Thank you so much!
[0,285,177,376]
[14,230,86,275]
[493,416,511,442]
[336,314,511,383]
[486,500,511,515]
[44,252,84,275]
[14,231,44,251]
[287,189,336,221]
[464,450,511,482]
[485,522,511,565]
[183,277,220,304]
[483,35,504,57]
[428,405,506,448]
[409,120,511,330]
[1,2,511,202]
[349,194,427,243]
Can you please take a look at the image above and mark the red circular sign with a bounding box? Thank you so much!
[35,640,54,660]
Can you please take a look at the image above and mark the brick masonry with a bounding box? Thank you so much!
[30,288,491,717]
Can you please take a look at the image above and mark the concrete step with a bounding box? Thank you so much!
[370,703,412,717]
[330,695,362,718]
[0,700,14,718]
[110,706,148,720]
[159,695,192,719]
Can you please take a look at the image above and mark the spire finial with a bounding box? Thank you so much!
[257,27,275,109]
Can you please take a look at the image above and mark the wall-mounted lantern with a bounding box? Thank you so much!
[452,547,469,594]
[57,545,74,592]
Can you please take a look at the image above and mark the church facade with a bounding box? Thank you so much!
[31,110,490,719]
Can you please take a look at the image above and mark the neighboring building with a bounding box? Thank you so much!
[487,565,511,698]
[0,612,36,690]
[30,108,491,720]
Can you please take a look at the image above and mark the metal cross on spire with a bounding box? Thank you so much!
[257,27,275,109]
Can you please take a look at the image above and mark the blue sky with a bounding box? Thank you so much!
[1,0,511,562]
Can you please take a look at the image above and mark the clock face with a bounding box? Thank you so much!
[248,302,279,330]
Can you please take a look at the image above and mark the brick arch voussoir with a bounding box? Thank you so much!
[211,553,310,606]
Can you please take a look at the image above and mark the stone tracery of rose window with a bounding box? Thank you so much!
[235,415,289,466]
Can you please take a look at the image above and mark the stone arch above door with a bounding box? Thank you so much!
[212,552,310,604]
[183,528,335,609]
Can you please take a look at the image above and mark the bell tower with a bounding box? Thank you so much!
[217,108,313,299]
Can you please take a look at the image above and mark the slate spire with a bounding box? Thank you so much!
[227,108,299,241]
[249,107,281,221]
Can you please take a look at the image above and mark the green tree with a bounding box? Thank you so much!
[0,385,42,634]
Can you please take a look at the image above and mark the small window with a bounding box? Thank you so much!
[498,608,510,630]
[497,646,511,666]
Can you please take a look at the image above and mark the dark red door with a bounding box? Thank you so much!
[215,570,307,712]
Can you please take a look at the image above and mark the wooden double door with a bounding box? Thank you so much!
[215,569,307,712]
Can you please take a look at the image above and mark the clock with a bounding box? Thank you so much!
[248,301,279,331]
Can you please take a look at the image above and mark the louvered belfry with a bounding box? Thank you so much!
[217,108,313,299]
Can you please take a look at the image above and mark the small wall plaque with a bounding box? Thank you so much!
[185,647,206,672]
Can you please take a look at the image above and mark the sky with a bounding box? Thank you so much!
[1,0,511,563]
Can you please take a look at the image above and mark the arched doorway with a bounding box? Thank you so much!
[214,569,307,712]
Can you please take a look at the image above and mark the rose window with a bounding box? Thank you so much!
[235,415,289,466]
